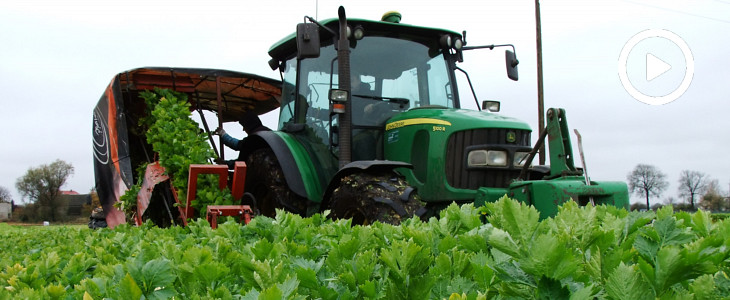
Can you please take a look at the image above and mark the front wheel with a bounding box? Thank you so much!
[245,148,308,217]
[328,171,424,225]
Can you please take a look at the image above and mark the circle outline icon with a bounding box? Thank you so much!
[618,29,694,105]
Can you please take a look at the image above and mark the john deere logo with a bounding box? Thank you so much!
[506,131,516,143]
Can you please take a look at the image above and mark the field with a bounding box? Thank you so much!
[1,197,729,299]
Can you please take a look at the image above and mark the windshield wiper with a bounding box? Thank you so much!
[352,94,410,108]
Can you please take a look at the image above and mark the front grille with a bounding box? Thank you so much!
[445,128,531,189]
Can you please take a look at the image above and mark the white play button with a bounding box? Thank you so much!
[646,53,672,82]
[618,29,694,105]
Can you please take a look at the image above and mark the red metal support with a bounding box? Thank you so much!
[231,161,247,200]
[185,164,229,219]
[206,205,254,229]
[200,162,249,229]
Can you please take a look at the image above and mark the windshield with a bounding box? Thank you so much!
[279,35,455,151]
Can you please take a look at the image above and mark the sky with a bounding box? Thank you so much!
[1,0,728,206]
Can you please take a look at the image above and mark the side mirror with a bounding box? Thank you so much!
[296,23,320,59]
[505,50,519,81]
[268,58,280,71]
[482,100,500,112]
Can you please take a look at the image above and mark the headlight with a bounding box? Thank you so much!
[440,35,453,48]
[453,38,463,50]
[487,151,508,166]
[329,89,348,102]
[468,150,508,167]
[514,151,531,167]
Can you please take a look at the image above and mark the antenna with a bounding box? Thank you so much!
[535,0,545,165]
[316,0,319,20]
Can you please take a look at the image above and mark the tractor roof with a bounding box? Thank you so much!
[268,17,461,62]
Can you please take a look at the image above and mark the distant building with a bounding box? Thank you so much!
[0,203,11,220]
[59,190,91,216]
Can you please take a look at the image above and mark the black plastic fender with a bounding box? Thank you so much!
[320,160,413,209]
[239,131,308,199]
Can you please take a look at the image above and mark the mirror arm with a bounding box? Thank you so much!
[305,16,337,36]
[463,43,516,55]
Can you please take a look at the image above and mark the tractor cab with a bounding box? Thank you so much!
[268,13,466,163]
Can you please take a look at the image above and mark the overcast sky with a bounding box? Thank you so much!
[1,0,728,206]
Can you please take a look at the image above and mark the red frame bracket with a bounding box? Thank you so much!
[184,162,248,221]
[133,161,249,227]
[185,164,228,219]
[206,205,254,229]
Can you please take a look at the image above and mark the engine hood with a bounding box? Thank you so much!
[386,107,532,133]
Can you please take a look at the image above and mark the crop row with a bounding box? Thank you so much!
[1,197,729,299]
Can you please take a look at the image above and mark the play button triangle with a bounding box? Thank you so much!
[646,53,672,81]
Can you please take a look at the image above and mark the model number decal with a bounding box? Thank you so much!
[386,118,451,131]
[387,130,400,143]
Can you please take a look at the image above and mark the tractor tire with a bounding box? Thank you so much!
[245,148,308,217]
[329,172,424,225]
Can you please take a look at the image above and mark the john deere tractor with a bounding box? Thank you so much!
[239,7,628,224]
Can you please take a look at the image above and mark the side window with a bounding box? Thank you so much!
[306,72,333,111]
[304,71,334,144]
[426,57,452,107]
[296,45,338,145]
[298,44,337,117]
[278,59,297,129]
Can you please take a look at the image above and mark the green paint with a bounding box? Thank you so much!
[507,177,630,219]
[265,11,629,218]
[273,131,327,202]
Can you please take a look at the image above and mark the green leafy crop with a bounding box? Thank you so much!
[2,198,729,299]
[116,88,232,221]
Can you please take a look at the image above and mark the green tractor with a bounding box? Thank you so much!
[240,7,628,224]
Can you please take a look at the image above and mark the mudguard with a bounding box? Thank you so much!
[320,160,413,209]
[239,131,311,199]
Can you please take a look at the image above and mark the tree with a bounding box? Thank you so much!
[0,186,12,203]
[15,160,74,221]
[627,164,668,210]
[700,179,727,211]
[677,170,708,209]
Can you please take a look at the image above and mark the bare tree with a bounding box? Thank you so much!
[677,170,708,209]
[678,170,709,209]
[15,160,74,221]
[0,186,12,203]
[627,164,668,210]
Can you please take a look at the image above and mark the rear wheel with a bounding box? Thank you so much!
[329,172,424,225]
[245,148,308,217]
